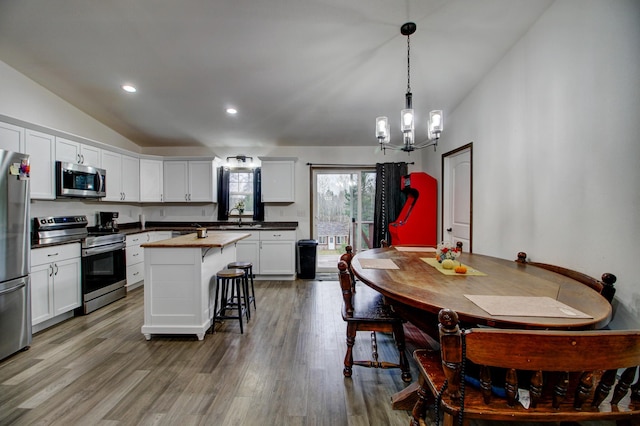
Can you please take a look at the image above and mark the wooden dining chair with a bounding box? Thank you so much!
[338,258,412,383]
[516,251,617,303]
[411,308,640,426]
[339,245,356,293]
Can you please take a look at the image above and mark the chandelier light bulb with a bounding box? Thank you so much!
[401,109,414,132]
[376,116,390,142]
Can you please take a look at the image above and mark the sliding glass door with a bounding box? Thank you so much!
[312,167,376,273]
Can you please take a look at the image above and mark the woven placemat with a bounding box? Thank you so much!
[358,258,400,270]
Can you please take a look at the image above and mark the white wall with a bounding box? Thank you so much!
[424,0,640,328]
[0,61,139,153]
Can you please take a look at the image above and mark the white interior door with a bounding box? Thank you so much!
[443,145,472,251]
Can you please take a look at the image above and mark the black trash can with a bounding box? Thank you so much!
[297,239,318,279]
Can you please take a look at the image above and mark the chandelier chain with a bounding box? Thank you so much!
[406,34,411,94]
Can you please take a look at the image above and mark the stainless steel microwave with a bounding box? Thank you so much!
[56,161,106,198]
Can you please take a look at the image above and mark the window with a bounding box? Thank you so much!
[229,169,254,215]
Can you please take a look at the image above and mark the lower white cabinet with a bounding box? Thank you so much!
[235,232,260,273]
[258,230,296,275]
[224,229,295,278]
[126,231,172,289]
[31,243,81,325]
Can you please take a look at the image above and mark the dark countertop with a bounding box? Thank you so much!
[31,221,298,249]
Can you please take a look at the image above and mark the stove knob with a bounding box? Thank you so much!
[40,219,46,224]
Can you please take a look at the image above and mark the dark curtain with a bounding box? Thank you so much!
[373,162,408,248]
[217,166,230,220]
[253,167,264,221]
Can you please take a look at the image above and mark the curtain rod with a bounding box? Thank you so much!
[307,162,414,167]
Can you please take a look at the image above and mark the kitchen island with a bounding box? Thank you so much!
[140,232,249,340]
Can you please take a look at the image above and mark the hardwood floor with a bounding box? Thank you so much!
[0,279,617,426]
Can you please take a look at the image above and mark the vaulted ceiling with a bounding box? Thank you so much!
[0,0,552,149]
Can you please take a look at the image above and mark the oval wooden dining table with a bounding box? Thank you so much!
[351,247,612,337]
[350,247,613,410]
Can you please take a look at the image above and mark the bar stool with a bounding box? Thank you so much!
[227,261,256,316]
[211,268,248,334]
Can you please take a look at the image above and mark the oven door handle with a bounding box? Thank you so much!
[82,243,125,257]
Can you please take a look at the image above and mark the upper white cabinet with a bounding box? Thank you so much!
[56,137,101,167]
[140,158,164,202]
[0,121,25,153]
[163,160,217,202]
[259,157,296,202]
[25,129,56,200]
[101,150,140,202]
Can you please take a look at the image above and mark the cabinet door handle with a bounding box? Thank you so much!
[77,154,81,163]
[49,264,54,277]
[81,154,85,164]
[54,263,59,276]
[133,253,139,257]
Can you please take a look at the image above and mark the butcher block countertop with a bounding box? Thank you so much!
[141,232,249,248]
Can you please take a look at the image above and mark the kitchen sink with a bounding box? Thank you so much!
[214,224,262,230]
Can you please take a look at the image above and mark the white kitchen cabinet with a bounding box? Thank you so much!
[218,229,295,278]
[25,129,56,200]
[31,243,81,326]
[55,137,101,167]
[163,160,217,202]
[101,150,140,202]
[259,157,296,202]
[0,121,24,153]
[140,158,164,202]
[258,230,296,275]
[126,231,173,289]
[235,232,260,273]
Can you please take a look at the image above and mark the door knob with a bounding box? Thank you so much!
[446,228,452,232]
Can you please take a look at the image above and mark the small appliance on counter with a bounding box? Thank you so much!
[97,211,119,233]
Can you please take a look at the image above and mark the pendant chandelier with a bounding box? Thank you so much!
[376,22,443,154]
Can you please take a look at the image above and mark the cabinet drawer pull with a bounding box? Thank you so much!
[47,252,59,257]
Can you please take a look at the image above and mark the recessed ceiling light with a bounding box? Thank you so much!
[122,84,137,93]
[226,107,238,115]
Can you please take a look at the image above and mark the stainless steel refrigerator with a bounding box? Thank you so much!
[0,149,32,361]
